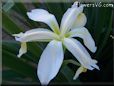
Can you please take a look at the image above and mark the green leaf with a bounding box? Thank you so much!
[44,3,63,23]
[95,8,112,58]
[12,2,41,28]
[2,49,38,81]
[60,66,81,84]
[2,0,14,12]
[2,69,25,79]
[2,12,23,34]
[3,41,42,63]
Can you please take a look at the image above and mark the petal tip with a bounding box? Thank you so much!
[12,33,23,42]
[17,54,22,58]
[27,12,30,15]
[37,69,51,85]
[96,65,100,70]
[72,1,78,8]
[73,76,77,80]
[27,12,32,19]
[73,73,79,80]
[91,46,97,53]
[91,62,100,70]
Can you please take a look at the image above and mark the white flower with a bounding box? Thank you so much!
[13,2,99,85]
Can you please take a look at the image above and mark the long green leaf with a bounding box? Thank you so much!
[2,12,23,34]
[2,49,38,81]
[61,66,81,84]
[2,0,14,12]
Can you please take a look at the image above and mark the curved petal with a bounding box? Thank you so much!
[13,28,59,42]
[60,2,84,35]
[73,66,87,80]
[69,27,97,52]
[71,13,87,29]
[27,9,60,34]
[37,40,64,85]
[17,42,27,58]
[63,38,99,70]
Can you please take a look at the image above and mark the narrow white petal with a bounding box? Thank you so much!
[69,27,97,52]
[13,32,24,37]
[25,28,50,34]
[71,13,87,29]
[13,28,59,42]
[37,40,64,85]
[60,2,84,35]
[73,66,87,80]
[63,38,99,70]
[27,9,60,33]
[17,42,27,58]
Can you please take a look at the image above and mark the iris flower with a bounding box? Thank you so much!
[13,2,99,85]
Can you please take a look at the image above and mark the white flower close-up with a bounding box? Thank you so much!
[13,1,99,85]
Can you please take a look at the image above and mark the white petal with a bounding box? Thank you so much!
[63,38,99,70]
[37,40,64,85]
[60,2,84,35]
[25,28,51,34]
[17,42,27,58]
[69,27,97,52]
[13,28,59,42]
[27,9,60,34]
[73,66,87,80]
[71,13,87,29]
